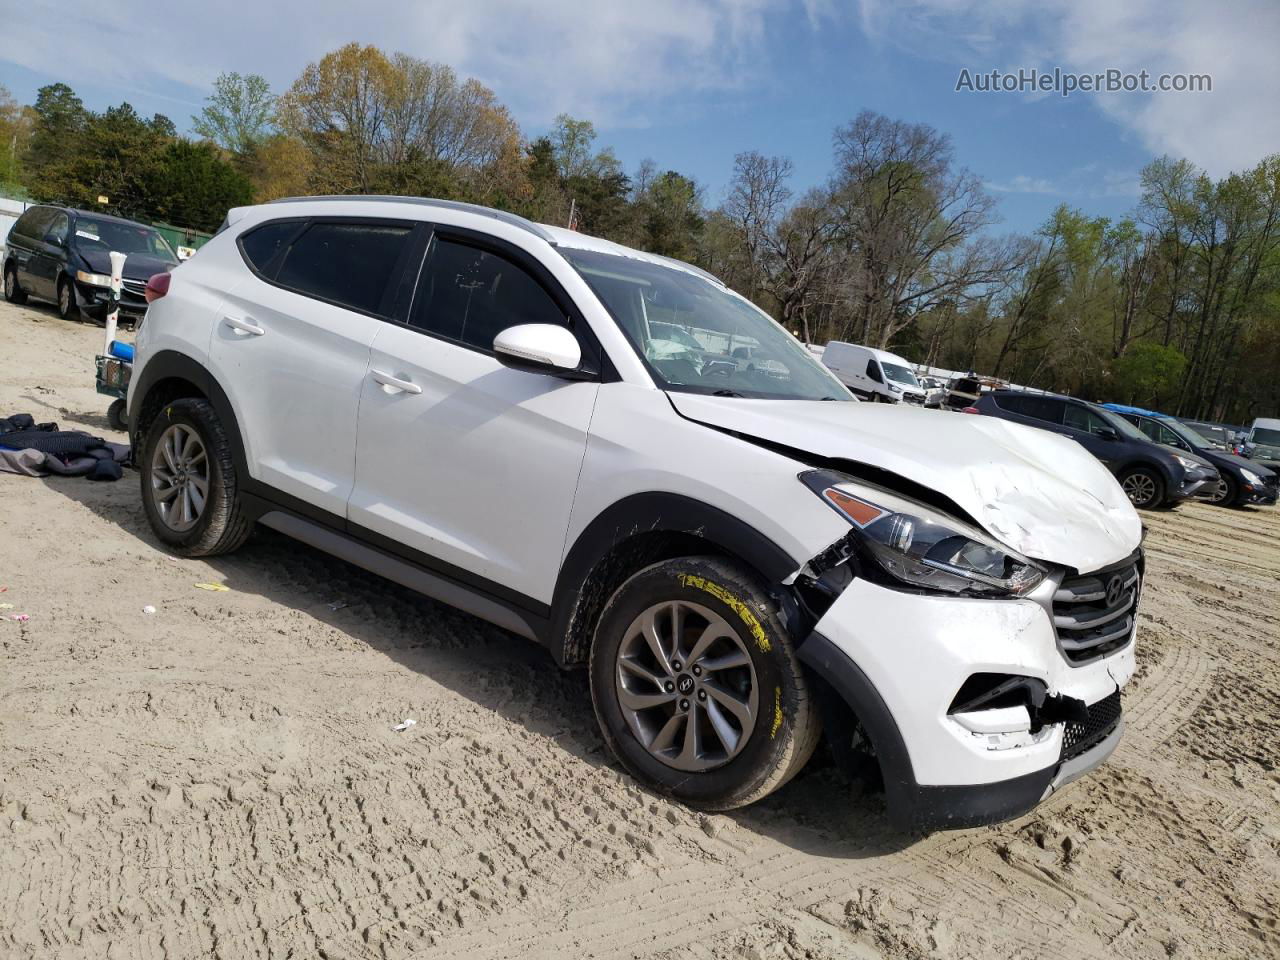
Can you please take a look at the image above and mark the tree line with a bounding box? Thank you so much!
[1,42,1276,422]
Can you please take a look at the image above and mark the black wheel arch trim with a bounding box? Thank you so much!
[799,630,1055,832]
[549,492,801,667]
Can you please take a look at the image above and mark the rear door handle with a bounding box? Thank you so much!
[371,370,422,395]
[224,315,265,336]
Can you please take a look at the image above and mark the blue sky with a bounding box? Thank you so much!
[3,0,1275,235]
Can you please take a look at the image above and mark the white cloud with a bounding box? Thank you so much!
[857,0,1280,177]
[987,175,1056,194]
[2,0,785,128]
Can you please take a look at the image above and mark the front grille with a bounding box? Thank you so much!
[1052,557,1140,664]
[1062,690,1122,761]
[902,392,924,404]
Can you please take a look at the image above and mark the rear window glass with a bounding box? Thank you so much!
[275,221,413,316]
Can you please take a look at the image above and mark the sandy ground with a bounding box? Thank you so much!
[0,296,1278,960]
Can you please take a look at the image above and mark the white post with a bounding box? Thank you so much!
[104,250,127,356]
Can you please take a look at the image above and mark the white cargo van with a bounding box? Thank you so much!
[821,342,928,404]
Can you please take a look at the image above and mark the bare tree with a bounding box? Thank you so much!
[829,111,999,348]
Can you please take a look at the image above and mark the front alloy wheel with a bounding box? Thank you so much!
[1121,469,1160,508]
[149,423,209,532]
[615,600,759,771]
[589,557,821,810]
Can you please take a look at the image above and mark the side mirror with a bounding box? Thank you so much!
[1097,427,1120,442]
[45,231,65,247]
[493,323,583,377]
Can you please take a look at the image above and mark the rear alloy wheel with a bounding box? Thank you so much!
[4,265,29,304]
[1210,473,1238,507]
[1120,467,1163,509]
[590,556,821,810]
[149,423,209,533]
[139,397,253,556]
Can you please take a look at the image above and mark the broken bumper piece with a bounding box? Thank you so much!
[799,574,1134,832]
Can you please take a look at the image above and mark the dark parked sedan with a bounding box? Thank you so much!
[1103,404,1278,508]
[3,204,177,323]
[972,390,1220,509]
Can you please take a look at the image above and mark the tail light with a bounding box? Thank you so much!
[144,272,171,303]
[962,406,980,414]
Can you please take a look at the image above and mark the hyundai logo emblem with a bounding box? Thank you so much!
[1105,574,1125,607]
[677,674,695,695]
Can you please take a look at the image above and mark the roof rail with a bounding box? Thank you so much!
[268,195,558,245]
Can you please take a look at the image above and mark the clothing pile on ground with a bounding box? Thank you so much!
[0,413,130,481]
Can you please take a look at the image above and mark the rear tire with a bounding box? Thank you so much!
[107,398,127,431]
[139,397,252,557]
[1120,466,1164,509]
[3,264,27,305]
[589,556,821,811]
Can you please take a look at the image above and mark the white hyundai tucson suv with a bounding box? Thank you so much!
[127,196,1143,830]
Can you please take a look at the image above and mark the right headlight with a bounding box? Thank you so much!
[1173,454,1202,471]
[76,270,112,287]
[800,470,1045,598]
[1241,468,1262,484]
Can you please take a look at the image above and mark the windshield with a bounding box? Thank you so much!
[1253,427,1280,445]
[562,249,850,401]
[881,362,920,387]
[1097,407,1151,441]
[1161,418,1211,450]
[74,219,178,262]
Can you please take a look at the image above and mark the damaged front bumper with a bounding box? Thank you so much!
[799,573,1134,832]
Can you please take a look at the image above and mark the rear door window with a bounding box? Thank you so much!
[408,236,569,351]
[275,221,414,317]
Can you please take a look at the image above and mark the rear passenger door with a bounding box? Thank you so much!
[348,227,600,605]
[11,207,55,298]
[208,217,422,519]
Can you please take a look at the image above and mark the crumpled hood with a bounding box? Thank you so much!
[76,248,174,282]
[670,394,1143,573]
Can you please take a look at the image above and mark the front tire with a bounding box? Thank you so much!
[1120,466,1164,509]
[139,397,252,556]
[589,556,820,811]
[4,264,28,304]
[1209,474,1239,507]
[56,277,80,321]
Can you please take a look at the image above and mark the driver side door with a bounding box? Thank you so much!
[349,227,600,606]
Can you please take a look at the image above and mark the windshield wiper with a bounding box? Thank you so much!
[819,396,841,401]
[711,388,746,398]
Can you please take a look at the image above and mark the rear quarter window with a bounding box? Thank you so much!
[238,220,304,276]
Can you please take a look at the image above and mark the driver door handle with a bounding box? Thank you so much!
[370,370,422,395]
[224,315,265,336]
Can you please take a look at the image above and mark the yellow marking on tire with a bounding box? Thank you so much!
[677,574,771,652]
[771,687,783,738]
